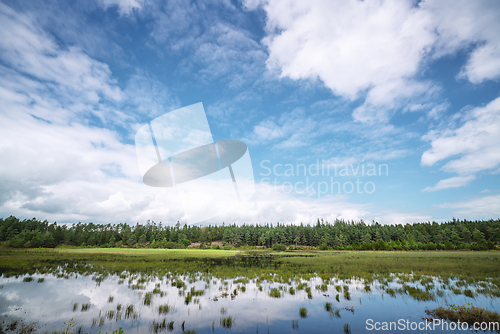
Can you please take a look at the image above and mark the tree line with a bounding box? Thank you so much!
[0,216,499,251]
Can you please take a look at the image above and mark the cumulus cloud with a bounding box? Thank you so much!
[437,194,500,220]
[0,3,178,224]
[421,97,500,174]
[0,3,380,225]
[423,0,500,83]
[259,0,434,98]
[246,0,500,122]
[421,96,500,191]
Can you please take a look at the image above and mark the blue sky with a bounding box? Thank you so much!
[0,0,499,225]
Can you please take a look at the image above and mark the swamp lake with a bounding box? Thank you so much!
[0,249,499,333]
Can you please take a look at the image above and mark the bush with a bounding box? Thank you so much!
[272,243,286,251]
[426,303,500,327]
[164,242,184,249]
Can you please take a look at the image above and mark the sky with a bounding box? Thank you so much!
[0,0,499,226]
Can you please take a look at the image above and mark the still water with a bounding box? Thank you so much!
[1,266,499,333]
[0,252,500,333]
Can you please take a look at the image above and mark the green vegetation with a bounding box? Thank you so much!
[1,215,499,250]
[220,316,234,328]
[269,287,282,298]
[426,303,500,328]
[299,307,308,318]
[2,249,500,284]
[152,319,168,333]
[144,292,153,305]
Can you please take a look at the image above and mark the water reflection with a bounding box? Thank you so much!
[1,256,499,333]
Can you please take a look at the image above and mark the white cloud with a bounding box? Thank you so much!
[420,96,500,191]
[199,183,372,225]
[245,108,319,148]
[438,194,500,219]
[260,0,433,97]
[147,0,266,89]
[423,175,476,192]
[252,0,436,122]
[248,0,500,122]
[0,3,181,224]
[245,104,412,165]
[0,3,375,225]
[421,97,500,175]
[422,0,500,84]
[0,4,121,105]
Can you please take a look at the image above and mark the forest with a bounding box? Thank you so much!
[0,216,499,251]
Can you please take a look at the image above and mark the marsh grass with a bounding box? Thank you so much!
[269,288,281,298]
[426,303,500,328]
[220,316,234,328]
[397,285,434,301]
[158,304,172,314]
[153,287,166,297]
[3,248,500,333]
[152,319,167,333]
[464,289,474,298]
[325,302,332,312]
[329,308,341,318]
[106,310,115,320]
[81,303,90,312]
[299,307,307,318]
[144,292,153,305]
[316,284,328,292]
[125,304,137,319]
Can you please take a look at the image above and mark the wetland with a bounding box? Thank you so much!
[1,249,500,333]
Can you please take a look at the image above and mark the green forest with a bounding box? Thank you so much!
[0,216,499,251]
